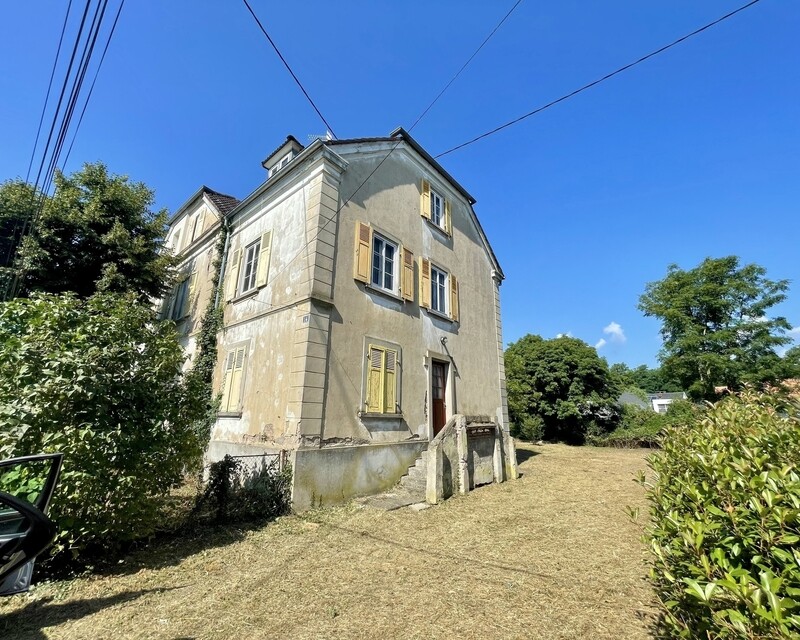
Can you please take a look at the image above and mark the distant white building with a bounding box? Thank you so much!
[649,392,687,414]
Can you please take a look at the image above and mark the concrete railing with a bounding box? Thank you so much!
[426,415,518,505]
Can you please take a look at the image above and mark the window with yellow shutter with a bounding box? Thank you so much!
[219,345,248,414]
[421,179,452,236]
[363,341,401,415]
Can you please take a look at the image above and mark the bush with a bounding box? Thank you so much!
[641,391,800,638]
[591,400,701,447]
[0,293,205,565]
[193,455,292,524]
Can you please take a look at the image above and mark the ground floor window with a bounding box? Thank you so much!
[364,341,401,414]
[220,345,248,413]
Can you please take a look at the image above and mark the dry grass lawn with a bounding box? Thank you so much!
[0,443,658,639]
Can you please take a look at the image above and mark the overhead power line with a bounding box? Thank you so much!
[409,0,524,132]
[26,0,75,183]
[242,0,337,138]
[435,0,763,158]
[62,0,125,170]
[244,0,524,310]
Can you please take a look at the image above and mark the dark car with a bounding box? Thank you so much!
[0,453,63,595]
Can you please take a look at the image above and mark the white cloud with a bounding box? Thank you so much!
[595,338,607,350]
[603,321,627,344]
[556,332,572,338]
[789,326,800,337]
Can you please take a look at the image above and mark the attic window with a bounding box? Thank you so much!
[269,152,294,178]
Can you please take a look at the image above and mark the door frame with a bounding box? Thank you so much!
[424,350,455,441]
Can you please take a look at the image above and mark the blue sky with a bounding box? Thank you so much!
[2,1,798,366]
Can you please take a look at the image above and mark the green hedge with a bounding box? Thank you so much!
[642,392,800,637]
[0,293,205,566]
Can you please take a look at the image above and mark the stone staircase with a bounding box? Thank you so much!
[357,453,430,511]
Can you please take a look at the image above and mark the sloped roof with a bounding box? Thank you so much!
[168,185,239,224]
[204,188,240,216]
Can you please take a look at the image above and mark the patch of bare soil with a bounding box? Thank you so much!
[0,443,657,639]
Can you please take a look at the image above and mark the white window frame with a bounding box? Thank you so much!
[430,188,444,228]
[240,238,261,294]
[269,152,294,178]
[430,265,448,315]
[371,233,399,295]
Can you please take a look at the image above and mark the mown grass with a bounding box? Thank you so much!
[0,443,657,640]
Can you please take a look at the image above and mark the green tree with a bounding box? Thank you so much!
[639,256,791,400]
[11,163,175,299]
[506,335,620,443]
[609,363,682,394]
[0,180,39,293]
[0,292,204,564]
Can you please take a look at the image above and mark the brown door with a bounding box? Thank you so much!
[432,361,448,436]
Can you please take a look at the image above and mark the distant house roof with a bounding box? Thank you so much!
[648,392,686,401]
[618,392,650,409]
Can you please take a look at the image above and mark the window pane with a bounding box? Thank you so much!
[384,243,394,290]
[372,237,383,286]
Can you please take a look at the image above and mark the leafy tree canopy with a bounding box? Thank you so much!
[609,362,682,394]
[8,163,176,300]
[639,256,792,400]
[0,180,39,293]
[0,292,204,564]
[506,334,620,443]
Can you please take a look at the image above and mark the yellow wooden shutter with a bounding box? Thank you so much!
[420,179,431,220]
[366,345,384,413]
[225,248,241,301]
[384,349,397,413]
[444,199,452,234]
[228,347,246,411]
[255,230,272,287]
[220,350,236,411]
[450,274,459,322]
[419,257,431,309]
[353,221,372,283]
[401,246,414,301]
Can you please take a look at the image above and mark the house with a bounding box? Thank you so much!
[648,391,687,413]
[163,128,514,509]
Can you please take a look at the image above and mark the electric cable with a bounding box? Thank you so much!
[435,0,763,158]
[242,0,337,138]
[26,0,74,183]
[62,0,125,171]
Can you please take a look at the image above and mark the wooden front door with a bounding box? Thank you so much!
[432,361,448,436]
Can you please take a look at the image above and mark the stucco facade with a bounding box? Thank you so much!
[165,129,510,509]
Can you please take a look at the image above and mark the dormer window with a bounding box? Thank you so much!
[269,151,295,178]
[262,135,305,178]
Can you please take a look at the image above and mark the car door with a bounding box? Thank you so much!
[0,453,63,596]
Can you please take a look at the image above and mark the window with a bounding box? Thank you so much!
[353,222,414,301]
[431,265,447,314]
[430,188,443,227]
[365,343,399,414]
[220,346,247,413]
[172,229,182,253]
[240,239,261,293]
[269,152,294,178]
[166,272,196,320]
[371,234,397,293]
[420,179,452,234]
[419,257,459,322]
[225,231,273,301]
[190,213,203,243]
